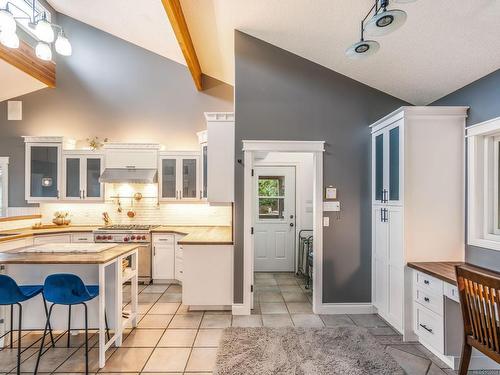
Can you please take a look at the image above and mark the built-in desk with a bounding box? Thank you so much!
[407,262,500,371]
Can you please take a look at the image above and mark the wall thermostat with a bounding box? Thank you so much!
[325,186,337,200]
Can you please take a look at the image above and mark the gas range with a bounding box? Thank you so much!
[93,225,159,243]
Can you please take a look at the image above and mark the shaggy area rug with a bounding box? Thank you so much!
[213,326,404,375]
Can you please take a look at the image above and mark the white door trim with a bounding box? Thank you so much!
[236,140,324,315]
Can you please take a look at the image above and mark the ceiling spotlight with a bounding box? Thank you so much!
[35,41,52,61]
[0,30,19,49]
[364,8,407,36]
[55,32,72,56]
[346,39,380,59]
[35,17,54,43]
[0,8,16,33]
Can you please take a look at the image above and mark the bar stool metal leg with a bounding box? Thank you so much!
[83,302,89,375]
[34,303,54,375]
[41,293,55,347]
[67,304,71,347]
[9,304,13,349]
[15,302,22,375]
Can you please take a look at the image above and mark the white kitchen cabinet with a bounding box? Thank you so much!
[371,106,468,338]
[63,151,104,201]
[33,234,72,245]
[71,232,94,243]
[159,152,200,201]
[152,234,175,280]
[24,137,65,203]
[197,112,235,203]
[175,235,184,282]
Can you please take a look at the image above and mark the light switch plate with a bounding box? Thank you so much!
[325,186,337,200]
[323,216,329,227]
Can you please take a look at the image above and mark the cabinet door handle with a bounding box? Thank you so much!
[419,324,433,333]
[57,190,60,199]
[83,189,85,199]
[153,246,156,256]
[383,189,388,203]
[380,209,384,222]
[424,280,430,285]
[424,297,430,302]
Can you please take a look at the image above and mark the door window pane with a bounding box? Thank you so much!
[30,146,58,197]
[389,127,400,201]
[162,159,176,198]
[375,134,384,201]
[182,159,197,198]
[86,158,101,198]
[65,158,80,198]
[258,176,285,219]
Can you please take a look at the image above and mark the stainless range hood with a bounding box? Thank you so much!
[99,168,158,184]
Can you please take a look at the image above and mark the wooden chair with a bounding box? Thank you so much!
[456,264,500,375]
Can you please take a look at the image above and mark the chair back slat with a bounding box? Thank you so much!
[457,265,500,356]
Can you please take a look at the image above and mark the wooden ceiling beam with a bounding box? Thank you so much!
[161,0,203,91]
[0,39,56,88]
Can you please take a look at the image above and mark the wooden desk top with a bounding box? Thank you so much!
[407,262,464,285]
[0,244,140,264]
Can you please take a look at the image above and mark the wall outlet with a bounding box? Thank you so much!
[323,216,329,227]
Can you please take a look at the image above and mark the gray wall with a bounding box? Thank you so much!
[233,31,407,303]
[432,69,500,271]
[0,15,233,207]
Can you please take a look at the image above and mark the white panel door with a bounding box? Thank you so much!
[254,166,296,272]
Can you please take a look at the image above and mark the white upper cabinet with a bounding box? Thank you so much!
[198,112,235,203]
[24,136,65,202]
[159,152,200,201]
[62,151,104,201]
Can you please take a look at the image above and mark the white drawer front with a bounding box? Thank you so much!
[416,271,443,295]
[415,288,443,316]
[444,283,459,303]
[414,303,444,352]
[153,234,174,244]
[71,232,94,243]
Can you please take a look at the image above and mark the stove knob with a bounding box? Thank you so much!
[124,237,129,242]
[108,235,112,240]
[96,235,102,240]
[142,235,147,240]
[131,235,136,240]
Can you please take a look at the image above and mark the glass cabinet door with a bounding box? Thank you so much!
[388,126,400,202]
[65,158,81,198]
[30,146,59,198]
[202,145,208,199]
[374,133,384,202]
[161,159,177,199]
[182,158,197,199]
[86,158,101,198]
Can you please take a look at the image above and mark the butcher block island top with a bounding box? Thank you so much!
[152,226,233,245]
[0,243,140,264]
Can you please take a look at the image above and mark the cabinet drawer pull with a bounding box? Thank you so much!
[424,280,430,285]
[424,297,430,302]
[419,324,433,333]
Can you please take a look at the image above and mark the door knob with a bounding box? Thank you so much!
[290,223,294,227]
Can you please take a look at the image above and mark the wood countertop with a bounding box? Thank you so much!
[0,243,140,264]
[407,261,465,285]
[0,225,99,243]
[151,226,233,245]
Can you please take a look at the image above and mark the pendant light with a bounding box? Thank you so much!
[364,0,407,37]
[0,30,19,48]
[35,41,52,61]
[346,21,380,59]
[0,8,16,33]
[35,16,54,43]
[55,31,72,56]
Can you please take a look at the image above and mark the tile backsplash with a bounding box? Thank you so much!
[39,183,232,226]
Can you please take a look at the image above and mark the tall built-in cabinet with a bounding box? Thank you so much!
[371,106,467,338]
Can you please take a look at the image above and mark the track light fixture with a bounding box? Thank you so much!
[346,0,413,59]
[0,0,71,60]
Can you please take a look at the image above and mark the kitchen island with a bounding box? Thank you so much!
[0,243,140,368]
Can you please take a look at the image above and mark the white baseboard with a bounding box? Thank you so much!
[232,303,250,315]
[314,303,375,315]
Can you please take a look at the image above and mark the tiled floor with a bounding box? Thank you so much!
[0,272,491,374]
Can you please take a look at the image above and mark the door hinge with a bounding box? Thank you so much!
[251,227,254,234]
[0,265,4,271]
[0,318,3,324]
[251,285,254,292]
[251,169,254,177]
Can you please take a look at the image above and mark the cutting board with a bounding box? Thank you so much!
[20,243,118,253]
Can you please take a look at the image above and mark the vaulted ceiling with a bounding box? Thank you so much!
[48,0,500,105]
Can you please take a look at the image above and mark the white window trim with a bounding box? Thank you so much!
[0,157,9,217]
[467,116,500,250]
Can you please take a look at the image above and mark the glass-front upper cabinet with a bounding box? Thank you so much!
[24,138,62,202]
[372,120,403,205]
[62,152,104,201]
[159,152,200,201]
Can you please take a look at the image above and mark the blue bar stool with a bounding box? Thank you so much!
[34,274,109,375]
[0,275,54,375]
